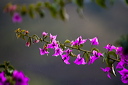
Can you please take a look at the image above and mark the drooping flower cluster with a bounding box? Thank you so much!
[39,32,101,65]
[15,29,128,84]
[38,32,128,84]
[0,70,29,85]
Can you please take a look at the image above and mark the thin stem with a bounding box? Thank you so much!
[16,29,120,62]
[62,44,91,53]
[109,57,120,62]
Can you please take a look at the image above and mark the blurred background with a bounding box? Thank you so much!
[0,0,128,85]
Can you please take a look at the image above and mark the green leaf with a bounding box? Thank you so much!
[108,51,117,58]
[103,52,114,67]
[21,5,27,15]
[28,4,35,18]
[103,52,110,66]
[44,2,51,7]
[7,67,14,74]
[73,0,84,8]
[38,10,45,18]
[60,0,65,7]
[60,44,65,50]
[59,8,69,21]
[84,52,90,63]
[79,44,83,48]
[35,7,45,18]
[59,0,65,7]
[21,34,26,40]
[36,2,43,7]
[103,52,108,62]
[54,0,60,2]
[35,2,45,18]
[54,0,65,7]
[8,65,14,70]
[95,0,106,8]
[0,64,5,68]
[91,47,100,52]
[16,34,20,38]
[76,8,84,18]
[4,61,10,66]
[49,4,58,18]
[64,39,71,44]
[21,29,26,32]
[125,0,128,5]
[44,2,58,18]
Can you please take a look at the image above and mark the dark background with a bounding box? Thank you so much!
[0,0,128,85]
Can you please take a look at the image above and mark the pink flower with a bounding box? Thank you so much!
[89,37,99,45]
[61,54,70,64]
[71,36,87,46]
[12,12,22,23]
[64,48,72,55]
[47,40,59,49]
[116,47,123,55]
[4,4,17,13]
[118,68,128,84]
[50,33,57,41]
[0,72,7,83]
[52,47,63,56]
[74,54,86,65]
[101,67,111,79]
[34,40,40,43]
[116,60,125,69]
[39,48,49,55]
[26,42,30,47]
[88,51,102,64]
[13,70,29,85]
[60,48,72,64]
[104,44,116,51]
[42,32,48,37]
